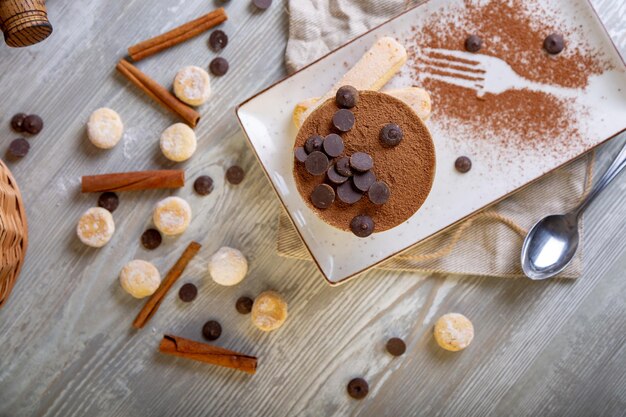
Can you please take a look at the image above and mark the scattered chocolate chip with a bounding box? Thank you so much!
[386,337,406,356]
[304,135,323,153]
[8,138,29,158]
[379,123,404,147]
[209,57,229,76]
[368,181,390,205]
[327,164,349,184]
[10,113,26,131]
[350,215,374,237]
[236,296,254,314]
[353,170,376,192]
[347,378,369,399]
[23,114,43,134]
[253,0,272,10]
[226,165,245,184]
[323,133,344,157]
[202,320,222,341]
[294,147,308,163]
[337,181,363,204]
[465,35,483,52]
[544,33,564,55]
[454,156,472,173]
[305,151,329,176]
[350,152,373,172]
[97,192,119,212]
[209,30,228,51]
[335,85,359,109]
[335,156,352,177]
[332,109,355,132]
[178,283,198,302]
[194,175,214,195]
[311,184,335,209]
[141,228,162,250]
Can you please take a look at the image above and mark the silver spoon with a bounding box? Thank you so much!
[521,140,626,280]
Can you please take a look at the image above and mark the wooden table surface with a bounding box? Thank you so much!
[1,1,625,416]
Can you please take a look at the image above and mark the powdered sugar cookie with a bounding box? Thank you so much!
[153,196,192,236]
[119,260,161,298]
[251,291,288,331]
[173,66,211,106]
[434,313,474,352]
[160,123,197,162]
[87,108,124,149]
[208,247,248,286]
[76,207,115,247]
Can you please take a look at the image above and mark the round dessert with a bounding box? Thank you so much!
[293,90,436,233]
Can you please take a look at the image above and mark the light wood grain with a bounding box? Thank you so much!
[0,0,625,416]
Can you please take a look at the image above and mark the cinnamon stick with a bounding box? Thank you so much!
[133,241,201,329]
[81,170,184,193]
[128,8,228,61]
[159,334,257,374]
[116,59,200,127]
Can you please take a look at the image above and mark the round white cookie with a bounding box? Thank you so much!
[76,207,115,248]
[119,260,161,298]
[160,123,197,162]
[153,196,192,236]
[87,108,124,149]
[433,313,474,352]
[173,66,211,106]
[208,247,248,286]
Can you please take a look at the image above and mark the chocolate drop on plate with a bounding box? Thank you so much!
[335,85,359,109]
[465,35,483,52]
[327,164,349,184]
[209,30,228,51]
[304,135,323,153]
[97,192,119,212]
[379,123,403,147]
[386,337,406,356]
[294,147,308,163]
[10,113,26,131]
[194,175,214,195]
[335,156,352,177]
[305,151,329,176]
[455,156,472,173]
[23,114,43,134]
[323,133,344,157]
[368,181,390,205]
[337,181,363,204]
[141,228,162,250]
[353,170,376,192]
[347,378,369,399]
[350,152,373,172]
[209,57,229,76]
[8,138,29,158]
[544,33,564,55]
[253,0,272,10]
[310,184,335,209]
[202,320,222,341]
[236,296,254,314]
[350,215,374,238]
[332,109,355,132]
[226,165,245,184]
[178,283,198,302]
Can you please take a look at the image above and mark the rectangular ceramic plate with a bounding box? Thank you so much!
[236,0,626,285]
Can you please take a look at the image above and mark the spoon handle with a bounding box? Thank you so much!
[575,138,626,216]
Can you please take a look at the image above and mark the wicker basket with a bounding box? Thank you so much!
[0,159,28,308]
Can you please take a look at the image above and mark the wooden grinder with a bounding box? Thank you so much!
[0,0,52,47]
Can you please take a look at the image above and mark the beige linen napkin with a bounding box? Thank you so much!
[280,0,593,278]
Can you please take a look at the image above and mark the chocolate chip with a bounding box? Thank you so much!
[23,114,43,134]
[253,0,272,10]
[350,215,374,237]
[350,152,373,172]
[97,192,119,212]
[379,123,403,147]
[323,133,344,158]
[10,113,26,131]
[236,296,254,314]
[305,151,329,176]
[304,135,323,153]
[8,138,29,158]
[335,85,359,109]
[386,337,406,356]
[368,181,390,205]
[347,378,369,399]
[178,283,198,302]
[194,175,214,195]
[465,35,483,52]
[332,109,355,132]
[202,320,222,341]
[311,184,335,209]
[353,170,376,192]
[454,156,472,173]
[337,181,363,204]
[226,165,245,184]
[544,33,564,55]
[209,57,229,76]
[335,156,352,177]
[141,228,162,250]
[294,147,308,163]
[327,164,349,184]
[209,30,228,51]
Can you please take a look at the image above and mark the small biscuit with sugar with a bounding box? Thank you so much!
[433,313,474,351]
[160,123,197,162]
[173,66,211,106]
[153,196,192,236]
[76,207,115,247]
[87,108,124,149]
[119,260,161,298]
[208,247,248,286]
[251,291,288,331]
